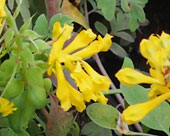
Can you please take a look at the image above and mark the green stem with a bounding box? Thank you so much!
[1,62,18,97]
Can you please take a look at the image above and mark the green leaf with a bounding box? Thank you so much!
[97,0,116,21]
[17,0,31,27]
[49,13,73,36]
[3,79,24,98]
[121,57,134,69]
[27,120,42,136]
[8,0,15,10]
[121,0,131,12]
[69,121,80,136]
[0,57,16,87]
[115,31,134,42]
[33,14,48,38]
[25,84,46,109]
[9,93,35,133]
[23,30,41,40]
[0,128,17,136]
[95,21,108,35]
[86,103,119,129]
[4,28,14,48]
[35,39,49,52]
[128,13,139,32]
[81,122,112,136]
[35,61,49,73]
[20,47,34,64]
[25,66,44,87]
[121,85,170,135]
[43,78,52,93]
[20,16,33,33]
[110,42,128,58]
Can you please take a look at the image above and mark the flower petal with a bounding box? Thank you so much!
[69,62,98,102]
[140,39,164,69]
[82,61,110,93]
[52,22,73,52]
[115,68,163,85]
[63,29,96,54]
[122,92,170,125]
[0,98,17,117]
[0,0,6,18]
[55,62,86,112]
[72,34,113,59]
[149,84,170,99]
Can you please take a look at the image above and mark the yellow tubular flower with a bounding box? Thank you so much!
[55,62,86,112]
[115,68,163,85]
[48,22,113,112]
[0,97,17,117]
[0,0,6,27]
[122,92,170,125]
[115,32,170,124]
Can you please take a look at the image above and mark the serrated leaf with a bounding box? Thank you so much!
[95,21,108,35]
[3,79,24,98]
[97,0,116,21]
[86,103,119,129]
[110,42,128,58]
[33,14,48,38]
[81,122,112,136]
[121,85,170,135]
[60,0,89,28]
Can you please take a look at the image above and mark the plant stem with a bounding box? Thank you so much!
[92,54,124,107]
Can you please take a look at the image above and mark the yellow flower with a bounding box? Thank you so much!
[0,97,17,117]
[0,0,6,27]
[115,32,170,124]
[122,92,170,125]
[48,22,113,112]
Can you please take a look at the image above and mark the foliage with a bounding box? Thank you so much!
[1,0,167,136]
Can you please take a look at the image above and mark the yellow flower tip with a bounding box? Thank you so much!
[0,98,17,117]
[0,0,6,17]
[122,92,170,125]
[115,68,162,85]
[52,21,73,40]
[99,34,113,52]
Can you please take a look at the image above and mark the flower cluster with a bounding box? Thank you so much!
[0,97,17,117]
[0,0,6,27]
[48,22,113,112]
[116,32,170,125]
